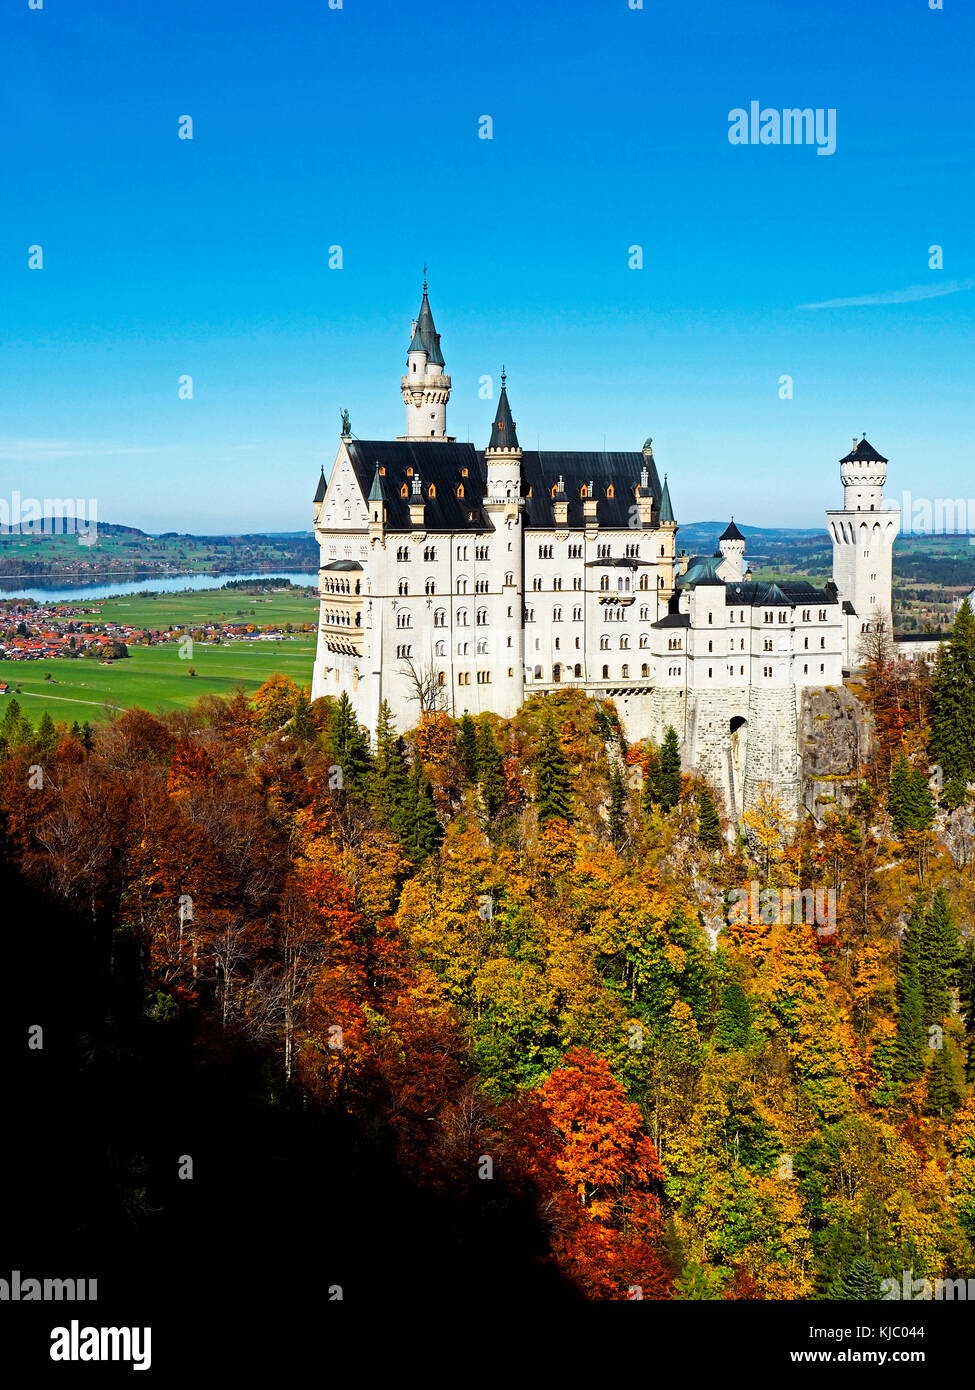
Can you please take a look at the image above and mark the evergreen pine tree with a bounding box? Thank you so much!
[80,720,94,751]
[535,712,574,825]
[35,711,57,757]
[458,713,479,782]
[836,1257,883,1300]
[477,721,507,821]
[69,720,81,739]
[925,1043,961,1117]
[894,896,927,1081]
[330,691,372,791]
[930,598,975,785]
[920,887,959,1026]
[888,753,911,833]
[960,939,975,1084]
[607,762,626,848]
[398,758,442,864]
[370,700,408,820]
[698,782,722,850]
[657,725,682,811]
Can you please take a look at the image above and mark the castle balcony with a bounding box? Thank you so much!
[598,594,635,607]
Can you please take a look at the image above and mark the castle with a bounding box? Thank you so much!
[311,282,901,824]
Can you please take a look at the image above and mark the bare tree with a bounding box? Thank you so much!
[399,652,448,714]
[856,606,894,672]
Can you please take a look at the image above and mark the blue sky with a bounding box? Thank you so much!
[2,0,972,532]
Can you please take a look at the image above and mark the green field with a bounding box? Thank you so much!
[3,588,320,725]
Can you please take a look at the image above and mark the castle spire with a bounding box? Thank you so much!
[400,275,452,440]
[489,370,519,450]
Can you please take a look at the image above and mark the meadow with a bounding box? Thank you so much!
[2,588,319,725]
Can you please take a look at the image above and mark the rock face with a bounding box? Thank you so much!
[799,686,872,821]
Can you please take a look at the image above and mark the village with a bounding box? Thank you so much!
[0,598,315,669]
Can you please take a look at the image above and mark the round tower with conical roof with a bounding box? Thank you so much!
[400,275,453,441]
[718,519,745,580]
[826,435,900,667]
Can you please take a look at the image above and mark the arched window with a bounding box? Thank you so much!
[504,571,514,586]
[457,577,467,594]
[600,575,609,591]
[574,663,582,677]
[639,574,649,590]
[457,608,468,625]
[553,607,562,621]
[396,610,412,629]
[434,608,446,627]
[476,608,488,625]
[456,483,464,497]
[600,635,610,650]
[621,663,628,678]
[620,635,629,649]
[435,640,445,656]
[425,579,436,595]
[400,484,408,498]
[602,664,609,679]
[398,579,409,595]
[639,634,649,648]
[641,663,649,677]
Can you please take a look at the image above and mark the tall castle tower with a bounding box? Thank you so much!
[400,276,453,441]
[482,371,526,713]
[826,436,900,667]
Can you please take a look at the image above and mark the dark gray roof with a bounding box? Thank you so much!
[489,380,519,450]
[840,436,887,465]
[520,450,663,529]
[720,519,745,542]
[659,475,675,524]
[725,579,837,607]
[678,555,724,587]
[321,560,362,571]
[341,441,665,534]
[653,612,691,628]
[313,469,327,503]
[345,441,488,532]
[407,286,445,366]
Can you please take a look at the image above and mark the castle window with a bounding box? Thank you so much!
[534,665,543,679]
[600,576,609,591]
[428,484,436,498]
[600,636,610,650]
[820,663,825,673]
[476,546,490,561]
[398,579,409,595]
[602,665,609,679]
[803,663,808,674]
[553,607,562,621]
[764,611,772,623]
[526,608,534,622]
[477,608,488,625]
[461,467,469,477]
[763,639,772,651]
[708,640,713,652]
[504,571,514,586]
[821,637,826,648]
[641,663,649,678]
[435,640,445,656]
[708,612,713,624]
[553,576,562,590]
[621,663,628,677]
[533,577,542,591]
[606,484,615,499]
[396,611,412,629]
[475,578,488,593]
[639,575,649,590]
[406,467,413,477]
[400,484,408,498]
[819,609,827,621]
[437,671,446,685]
[620,635,629,649]
[477,671,491,684]
[457,578,467,594]
[803,637,808,649]
[573,577,582,590]
[425,579,436,595]
[434,608,446,627]
[458,672,470,686]
[708,667,713,678]
[573,606,582,621]
[456,484,464,497]
[457,608,468,625]
[640,634,649,648]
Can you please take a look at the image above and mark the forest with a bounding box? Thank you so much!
[6,604,975,1306]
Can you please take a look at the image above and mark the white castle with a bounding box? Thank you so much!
[312,282,901,823]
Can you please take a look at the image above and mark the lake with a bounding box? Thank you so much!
[0,571,318,603]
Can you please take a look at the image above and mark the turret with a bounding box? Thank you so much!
[368,465,387,540]
[408,474,427,528]
[484,369,523,509]
[718,518,745,580]
[313,467,327,526]
[657,473,678,601]
[827,435,901,668]
[400,274,453,441]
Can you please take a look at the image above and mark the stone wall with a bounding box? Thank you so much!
[799,685,872,821]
